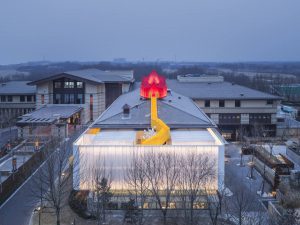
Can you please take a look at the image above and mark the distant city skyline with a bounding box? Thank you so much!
[1,0,300,65]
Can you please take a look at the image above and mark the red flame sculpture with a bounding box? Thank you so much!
[140,70,167,98]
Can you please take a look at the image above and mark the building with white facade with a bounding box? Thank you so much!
[27,69,134,123]
[165,75,282,140]
[17,69,134,139]
[73,81,226,207]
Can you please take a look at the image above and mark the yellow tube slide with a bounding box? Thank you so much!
[141,95,170,145]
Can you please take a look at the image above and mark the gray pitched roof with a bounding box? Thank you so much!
[28,69,134,85]
[165,80,281,100]
[0,81,36,95]
[93,89,216,129]
[17,105,82,125]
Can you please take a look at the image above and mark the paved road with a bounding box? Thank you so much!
[224,144,272,212]
[0,126,86,225]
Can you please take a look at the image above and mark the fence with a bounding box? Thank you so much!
[0,141,53,205]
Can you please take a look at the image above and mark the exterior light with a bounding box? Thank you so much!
[140,70,167,98]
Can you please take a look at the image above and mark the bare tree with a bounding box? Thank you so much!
[224,179,255,225]
[205,186,225,225]
[30,138,73,225]
[88,157,113,225]
[177,152,216,225]
[126,154,150,225]
[143,151,179,225]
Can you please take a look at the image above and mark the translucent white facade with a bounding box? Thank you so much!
[73,128,225,192]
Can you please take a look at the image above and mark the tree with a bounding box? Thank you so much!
[126,154,149,225]
[143,151,179,225]
[90,159,113,225]
[94,177,112,225]
[30,138,72,225]
[177,152,216,225]
[123,198,139,225]
[225,179,255,225]
[281,209,300,225]
[206,187,226,225]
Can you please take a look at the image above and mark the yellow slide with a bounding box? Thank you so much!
[141,94,170,145]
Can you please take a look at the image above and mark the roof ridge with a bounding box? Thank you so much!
[97,99,147,123]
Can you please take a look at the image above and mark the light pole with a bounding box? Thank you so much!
[247,159,255,180]
[0,172,2,193]
[268,142,274,158]
[260,163,266,196]
[239,149,244,167]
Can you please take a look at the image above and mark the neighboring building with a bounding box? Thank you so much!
[0,81,36,127]
[17,105,82,140]
[164,75,282,140]
[16,69,134,139]
[73,72,226,209]
[27,69,134,124]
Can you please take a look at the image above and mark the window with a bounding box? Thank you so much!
[41,94,45,104]
[235,100,241,107]
[76,82,83,88]
[54,82,61,88]
[20,95,25,102]
[219,100,225,107]
[27,95,32,102]
[64,94,70,104]
[267,100,273,105]
[7,96,13,102]
[69,94,75,104]
[64,81,74,88]
[204,100,210,107]
[76,94,84,104]
[1,95,6,102]
[54,94,61,104]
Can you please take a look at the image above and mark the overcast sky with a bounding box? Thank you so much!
[1,0,300,64]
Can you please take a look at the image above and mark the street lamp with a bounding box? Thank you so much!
[247,160,255,180]
[0,172,2,193]
[239,149,244,167]
[35,139,39,152]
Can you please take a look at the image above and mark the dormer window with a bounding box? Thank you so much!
[122,104,130,119]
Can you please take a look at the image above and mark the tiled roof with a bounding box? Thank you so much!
[165,80,281,100]
[17,105,82,125]
[0,81,36,95]
[134,80,281,100]
[93,89,216,129]
[28,69,134,85]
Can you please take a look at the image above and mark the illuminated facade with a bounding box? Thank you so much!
[73,71,226,196]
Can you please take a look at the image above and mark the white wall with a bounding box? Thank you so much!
[83,83,106,123]
[36,82,51,109]
[73,145,222,192]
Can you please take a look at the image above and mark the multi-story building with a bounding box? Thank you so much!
[27,69,134,123]
[166,75,282,140]
[0,81,36,127]
[73,72,225,209]
[17,69,134,139]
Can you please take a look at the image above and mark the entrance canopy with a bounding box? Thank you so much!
[17,105,83,126]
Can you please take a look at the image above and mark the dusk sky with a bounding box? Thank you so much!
[1,0,300,64]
